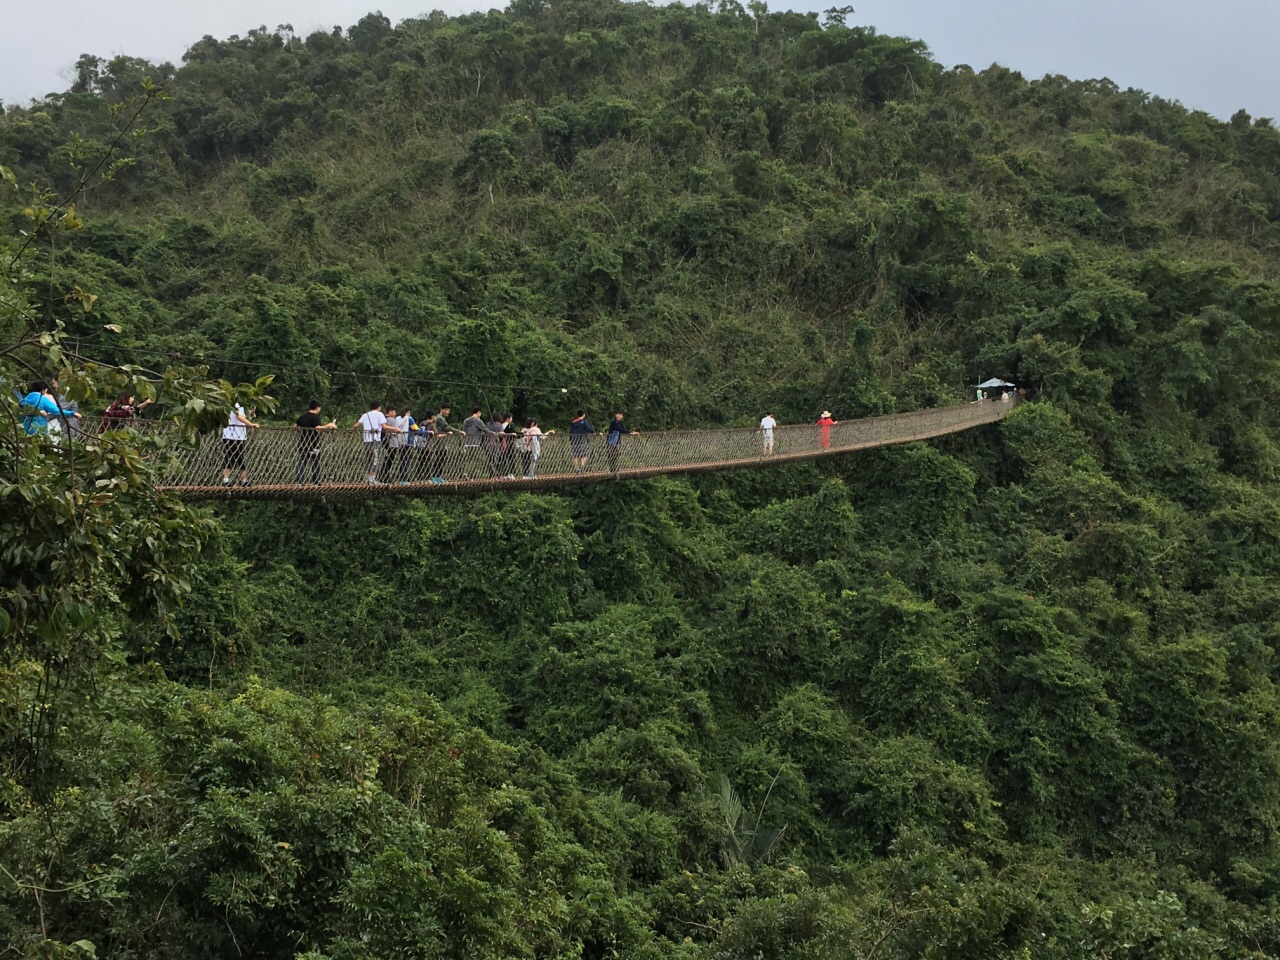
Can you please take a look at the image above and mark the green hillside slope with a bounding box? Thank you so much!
[3,2,1280,957]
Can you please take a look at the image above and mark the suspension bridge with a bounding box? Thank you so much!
[82,398,1019,503]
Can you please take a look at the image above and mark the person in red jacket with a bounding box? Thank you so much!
[817,410,836,449]
[99,390,152,432]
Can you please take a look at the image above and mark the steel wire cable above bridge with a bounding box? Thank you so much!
[78,398,1019,504]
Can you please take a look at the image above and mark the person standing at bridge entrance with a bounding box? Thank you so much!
[355,401,388,484]
[606,410,638,475]
[758,411,777,455]
[817,411,836,450]
[295,400,337,484]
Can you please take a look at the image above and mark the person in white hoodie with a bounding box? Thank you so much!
[221,404,260,486]
[354,401,388,483]
[521,418,555,478]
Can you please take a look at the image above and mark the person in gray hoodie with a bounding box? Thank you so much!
[462,406,487,478]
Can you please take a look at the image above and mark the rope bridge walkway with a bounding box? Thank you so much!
[88,399,1019,503]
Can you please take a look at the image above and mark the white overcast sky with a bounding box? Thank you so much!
[2,1,1276,120]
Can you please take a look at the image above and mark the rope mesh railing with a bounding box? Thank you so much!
[78,398,1020,503]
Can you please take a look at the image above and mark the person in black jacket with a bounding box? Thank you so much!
[485,410,507,477]
[294,399,337,484]
[568,410,595,472]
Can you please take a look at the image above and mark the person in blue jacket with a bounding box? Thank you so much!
[20,381,80,436]
[606,410,638,475]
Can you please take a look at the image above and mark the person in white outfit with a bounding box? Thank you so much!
[221,404,260,486]
[521,419,555,478]
[355,401,388,483]
[758,412,777,455]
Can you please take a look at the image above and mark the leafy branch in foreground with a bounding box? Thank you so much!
[0,75,271,876]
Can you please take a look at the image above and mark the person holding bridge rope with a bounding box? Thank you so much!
[463,406,489,479]
[354,401,388,484]
[294,399,337,484]
[20,380,80,437]
[382,406,412,484]
[569,410,595,472]
[405,414,427,480]
[817,410,837,450]
[222,403,260,486]
[101,390,154,433]
[521,419,554,478]
[427,404,464,482]
[486,410,508,477]
[606,410,639,475]
[758,411,777,455]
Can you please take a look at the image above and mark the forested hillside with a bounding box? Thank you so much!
[4,1,1280,957]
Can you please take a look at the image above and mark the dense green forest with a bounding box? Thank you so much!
[4,0,1280,956]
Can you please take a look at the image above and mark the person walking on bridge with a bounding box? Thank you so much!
[498,411,518,478]
[569,410,595,472]
[383,406,412,484]
[355,401,388,484]
[486,410,507,477]
[222,403,260,486]
[521,419,554,478]
[606,410,638,475]
[817,410,836,450]
[758,411,777,455]
[463,407,487,447]
[463,406,488,478]
[101,390,153,432]
[433,404,464,438]
[405,414,426,480]
[414,409,437,482]
[430,404,464,482]
[20,380,80,437]
[295,399,337,484]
